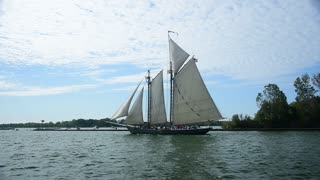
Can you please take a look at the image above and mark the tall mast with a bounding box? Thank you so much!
[170,62,174,126]
[168,32,174,126]
[146,70,151,128]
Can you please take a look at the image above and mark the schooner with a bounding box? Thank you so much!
[111,32,222,135]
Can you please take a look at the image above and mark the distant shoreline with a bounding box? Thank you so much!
[33,128,127,131]
[211,128,320,131]
[14,128,320,131]
[2,128,320,131]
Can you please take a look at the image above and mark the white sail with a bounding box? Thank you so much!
[111,82,141,119]
[173,58,222,125]
[125,87,144,125]
[150,70,167,125]
[169,38,190,74]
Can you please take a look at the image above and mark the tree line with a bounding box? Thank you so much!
[0,118,119,129]
[223,73,320,129]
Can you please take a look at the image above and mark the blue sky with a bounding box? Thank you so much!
[0,0,320,123]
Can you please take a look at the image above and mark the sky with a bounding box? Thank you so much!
[0,0,320,124]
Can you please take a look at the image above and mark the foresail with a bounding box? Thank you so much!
[173,58,222,125]
[125,87,144,125]
[169,38,190,74]
[111,82,141,120]
[150,70,167,125]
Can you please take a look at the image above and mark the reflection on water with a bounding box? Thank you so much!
[168,136,212,179]
[0,131,319,179]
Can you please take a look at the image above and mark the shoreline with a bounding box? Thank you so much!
[2,128,320,131]
[31,128,320,131]
[211,128,320,131]
[33,128,127,131]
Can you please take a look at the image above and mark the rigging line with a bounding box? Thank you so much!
[176,87,201,118]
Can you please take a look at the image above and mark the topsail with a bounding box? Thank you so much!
[169,38,190,74]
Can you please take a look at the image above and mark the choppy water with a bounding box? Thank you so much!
[0,130,319,179]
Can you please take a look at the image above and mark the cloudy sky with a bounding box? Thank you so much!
[0,0,319,123]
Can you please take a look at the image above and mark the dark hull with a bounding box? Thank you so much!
[127,126,211,135]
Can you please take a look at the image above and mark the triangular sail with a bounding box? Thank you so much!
[150,70,167,125]
[125,87,144,125]
[173,58,222,125]
[111,82,141,119]
[169,38,190,74]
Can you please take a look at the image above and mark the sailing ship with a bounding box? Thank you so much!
[111,32,222,135]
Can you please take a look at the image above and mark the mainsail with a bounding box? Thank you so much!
[150,70,167,125]
[169,38,190,74]
[125,87,144,125]
[111,82,141,119]
[172,58,222,125]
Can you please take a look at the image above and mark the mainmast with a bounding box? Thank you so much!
[146,70,151,128]
[168,31,175,126]
[169,61,174,125]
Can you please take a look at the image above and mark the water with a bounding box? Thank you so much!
[0,130,319,179]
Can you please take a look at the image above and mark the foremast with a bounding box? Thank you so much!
[146,70,151,128]
[146,69,167,127]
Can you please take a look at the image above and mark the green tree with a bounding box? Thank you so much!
[232,114,241,127]
[293,73,320,127]
[254,84,290,128]
[294,73,316,102]
[221,114,261,129]
[312,73,320,92]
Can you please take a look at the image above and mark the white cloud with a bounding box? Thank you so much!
[0,0,319,82]
[111,85,142,92]
[98,72,147,84]
[0,80,19,89]
[97,68,165,84]
[67,69,118,79]
[0,84,97,96]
